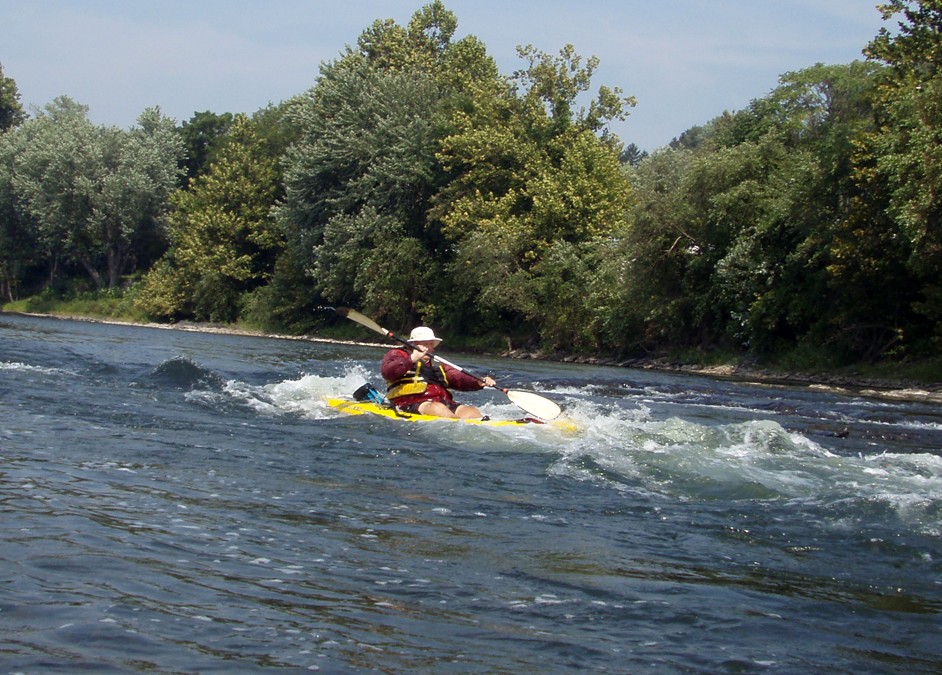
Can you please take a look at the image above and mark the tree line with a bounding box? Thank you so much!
[1,0,940,367]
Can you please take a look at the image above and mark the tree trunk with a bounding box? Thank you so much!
[77,255,104,290]
[108,243,129,290]
[47,255,59,287]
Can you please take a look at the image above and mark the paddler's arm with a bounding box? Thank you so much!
[380,348,415,381]
[443,364,496,391]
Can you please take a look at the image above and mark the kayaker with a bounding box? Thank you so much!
[381,326,496,419]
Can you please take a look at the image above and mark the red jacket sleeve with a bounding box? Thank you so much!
[381,348,413,383]
[440,363,484,391]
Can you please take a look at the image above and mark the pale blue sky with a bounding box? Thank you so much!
[1,1,890,150]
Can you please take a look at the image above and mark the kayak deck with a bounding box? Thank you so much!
[326,398,577,431]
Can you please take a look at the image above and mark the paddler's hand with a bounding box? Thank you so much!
[481,376,496,388]
[410,346,431,363]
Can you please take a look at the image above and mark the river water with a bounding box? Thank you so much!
[1,313,940,673]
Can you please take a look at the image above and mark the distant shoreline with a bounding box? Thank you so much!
[5,310,942,404]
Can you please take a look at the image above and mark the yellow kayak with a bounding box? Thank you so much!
[325,398,578,432]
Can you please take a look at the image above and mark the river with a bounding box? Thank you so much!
[1,313,940,673]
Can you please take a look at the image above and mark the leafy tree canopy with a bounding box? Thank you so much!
[137,114,281,322]
[0,62,27,132]
[177,110,235,185]
[1,97,182,290]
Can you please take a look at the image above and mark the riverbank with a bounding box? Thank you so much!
[4,310,942,404]
[511,350,942,405]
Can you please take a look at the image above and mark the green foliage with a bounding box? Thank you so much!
[866,0,942,78]
[177,110,234,185]
[313,208,437,327]
[0,123,38,300]
[1,283,150,323]
[860,1,942,349]
[4,2,942,377]
[274,3,495,329]
[619,143,648,165]
[276,60,447,323]
[136,115,281,322]
[527,240,604,351]
[513,43,634,139]
[608,148,700,351]
[607,58,924,363]
[0,62,26,132]
[242,246,320,333]
[433,42,633,341]
[0,98,183,291]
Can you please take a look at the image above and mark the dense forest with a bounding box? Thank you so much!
[1,1,941,370]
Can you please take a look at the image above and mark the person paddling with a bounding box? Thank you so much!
[381,326,496,419]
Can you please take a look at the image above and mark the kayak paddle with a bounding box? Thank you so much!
[333,307,562,420]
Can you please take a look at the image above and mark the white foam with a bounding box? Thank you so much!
[217,365,374,420]
[546,399,942,531]
[0,361,76,376]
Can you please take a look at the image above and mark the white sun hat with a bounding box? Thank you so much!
[408,326,442,344]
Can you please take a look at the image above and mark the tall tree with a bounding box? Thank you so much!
[595,148,697,352]
[599,61,890,360]
[0,121,38,299]
[136,115,281,322]
[864,0,942,349]
[274,1,499,330]
[277,57,446,326]
[177,110,234,185]
[714,63,889,358]
[0,62,26,132]
[98,107,183,287]
[5,98,182,290]
[433,43,634,343]
[9,98,103,287]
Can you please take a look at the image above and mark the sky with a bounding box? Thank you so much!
[1,1,892,151]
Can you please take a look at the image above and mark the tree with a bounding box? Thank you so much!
[273,2,501,330]
[0,123,38,299]
[177,110,234,185]
[433,43,634,344]
[97,107,183,287]
[512,43,632,140]
[614,61,906,359]
[864,0,942,349]
[0,62,26,132]
[866,0,942,79]
[4,98,182,290]
[137,115,281,322]
[8,97,99,287]
[619,142,648,166]
[710,63,889,357]
[276,58,447,327]
[596,148,697,352]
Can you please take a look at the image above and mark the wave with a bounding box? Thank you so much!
[145,356,226,390]
[207,364,375,419]
[548,399,942,534]
[184,365,942,534]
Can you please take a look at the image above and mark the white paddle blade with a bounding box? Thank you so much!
[336,307,388,337]
[506,390,561,420]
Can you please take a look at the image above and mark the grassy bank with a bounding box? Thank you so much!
[2,287,150,324]
[4,289,941,389]
[0,287,372,342]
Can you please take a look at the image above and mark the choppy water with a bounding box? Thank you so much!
[1,313,940,673]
